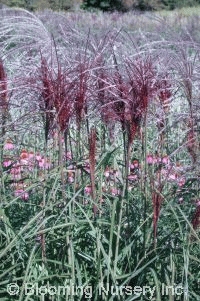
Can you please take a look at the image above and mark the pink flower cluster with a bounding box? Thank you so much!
[14,188,29,201]
[103,166,121,196]
[128,159,140,185]
[161,166,186,187]
[147,154,186,188]
[3,145,52,200]
[4,139,14,150]
[146,154,170,165]
[104,166,119,180]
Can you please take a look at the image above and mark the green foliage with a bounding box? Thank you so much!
[82,0,200,11]
[1,0,25,8]
[82,0,124,11]
[1,0,200,11]
[0,0,75,10]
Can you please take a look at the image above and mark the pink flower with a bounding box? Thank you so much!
[132,159,139,168]
[3,159,12,167]
[168,173,177,181]
[52,130,64,142]
[110,187,121,196]
[20,150,35,167]
[36,153,42,161]
[68,176,74,183]
[12,173,22,180]
[162,155,170,165]
[153,156,159,164]
[195,199,200,207]
[38,157,51,169]
[177,177,185,187]
[28,163,34,171]
[178,197,184,204]
[10,164,22,180]
[14,189,29,200]
[67,172,74,183]
[104,167,119,180]
[20,158,29,165]
[146,154,154,164]
[175,162,183,172]
[99,198,104,204]
[104,167,110,178]
[44,159,51,169]
[20,149,28,159]
[83,162,90,174]
[10,164,21,175]
[113,169,119,177]
[67,164,75,170]
[65,152,72,160]
[130,160,139,172]
[38,158,44,168]
[4,139,14,150]
[157,157,162,163]
[160,168,167,177]
[11,182,18,188]
[84,185,92,195]
[28,151,35,159]
[128,174,138,181]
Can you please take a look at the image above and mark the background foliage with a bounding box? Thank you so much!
[1,0,200,11]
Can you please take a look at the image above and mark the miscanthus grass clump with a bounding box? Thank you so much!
[0,7,200,301]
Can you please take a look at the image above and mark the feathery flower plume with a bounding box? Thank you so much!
[0,59,7,107]
[39,55,74,138]
[126,56,164,244]
[89,126,97,216]
[73,61,90,128]
[53,66,74,133]
[125,55,157,144]
[0,59,8,139]
[157,74,172,113]
[186,119,197,164]
[191,201,200,241]
[192,206,200,230]
[40,57,54,141]
[152,190,163,247]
